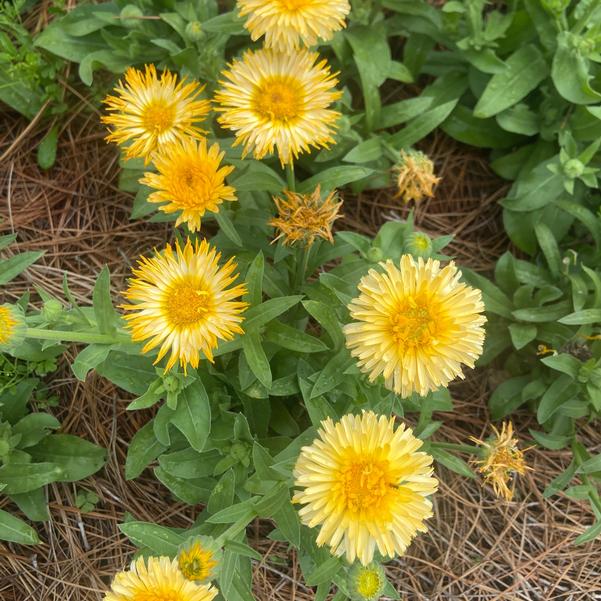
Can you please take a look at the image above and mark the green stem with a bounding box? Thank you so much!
[285,162,296,192]
[26,327,129,345]
[292,244,311,293]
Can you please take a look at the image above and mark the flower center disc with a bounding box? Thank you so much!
[142,100,176,134]
[391,296,435,348]
[253,77,302,122]
[0,307,15,344]
[357,570,381,598]
[336,456,395,516]
[165,284,211,327]
[173,164,214,207]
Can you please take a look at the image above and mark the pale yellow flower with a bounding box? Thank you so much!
[344,255,486,397]
[270,185,342,246]
[293,411,438,565]
[140,137,236,232]
[102,64,210,163]
[0,304,26,350]
[238,0,350,52]
[122,239,248,372]
[214,48,341,165]
[470,421,532,501]
[103,556,218,601]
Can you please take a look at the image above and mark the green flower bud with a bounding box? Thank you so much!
[348,562,387,601]
[41,299,63,323]
[406,231,433,258]
[185,21,204,41]
[162,374,180,394]
[564,158,585,179]
[366,247,384,263]
[541,0,570,15]
[120,5,143,28]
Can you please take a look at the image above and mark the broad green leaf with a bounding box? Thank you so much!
[242,332,272,389]
[389,100,458,148]
[159,448,221,479]
[534,223,561,277]
[208,469,236,514]
[37,126,59,170]
[575,521,601,545]
[429,446,475,478]
[96,352,156,395]
[0,462,63,494]
[508,323,537,350]
[245,251,264,307]
[528,430,570,451]
[71,344,112,381]
[558,309,601,325]
[556,199,601,249]
[125,421,167,480]
[171,381,211,452]
[10,487,49,521]
[215,211,243,247]
[537,376,577,423]
[474,44,547,118]
[93,266,118,335]
[305,556,343,586]
[263,320,328,353]
[540,354,581,379]
[28,434,106,481]
[254,482,290,517]
[343,138,383,164]
[119,521,184,556]
[577,454,601,474]
[12,413,60,448]
[244,296,303,330]
[0,509,39,544]
[310,350,354,398]
[302,300,345,349]
[512,301,571,323]
[298,166,373,194]
[461,269,512,318]
[0,250,44,285]
[154,468,213,504]
[273,499,301,547]
[206,499,256,524]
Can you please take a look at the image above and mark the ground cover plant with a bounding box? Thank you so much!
[1,0,601,599]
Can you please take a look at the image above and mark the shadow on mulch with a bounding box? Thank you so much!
[1,110,600,601]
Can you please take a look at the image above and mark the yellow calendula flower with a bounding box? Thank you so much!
[394,149,440,204]
[178,536,221,584]
[348,562,387,601]
[122,238,248,372]
[102,64,210,163]
[140,137,236,232]
[103,556,218,601]
[343,255,486,397]
[470,421,532,502]
[214,48,341,166]
[270,185,342,246]
[293,411,438,566]
[238,0,351,52]
[0,304,26,351]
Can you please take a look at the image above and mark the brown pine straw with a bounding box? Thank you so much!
[1,105,600,601]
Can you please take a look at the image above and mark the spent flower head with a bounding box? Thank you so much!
[270,185,342,247]
[394,149,440,204]
[470,421,532,502]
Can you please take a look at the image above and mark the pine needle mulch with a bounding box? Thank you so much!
[1,109,600,601]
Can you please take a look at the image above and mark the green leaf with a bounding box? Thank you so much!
[310,350,354,398]
[119,521,184,556]
[389,99,458,148]
[215,211,243,247]
[496,104,539,136]
[10,487,49,521]
[501,162,563,212]
[154,468,213,504]
[0,462,63,494]
[245,252,264,307]
[537,375,576,423]
[37,125,59,170]
[71,344,112,381]
[201,11,246,33]
[206,499,256,524]
[489,375,532,419]
[576,454,601,474]
[305,556,342,586]
[429,446,475,478]
[224,540,262,561]
[125,421,167,480]
[273,499,301,547]
[552,32,601,105]
[244,296,303,330]
[229,161,285,193]
[0,250,44,285]
[96,352,156,395]
[171,381,211,452]
[93,266,118,335]
[512,301,571,323]
[575,521,601,545]
[12,413,60,448]
[298,167,373,194]
[474,44,547,118]
[529,430,570,450]
[461,269,512,318]
[343,138,383,164]
[242,332,272,389]
[255,482,290,517]
[159,448,220,479]
[540,354,581,379]
[208,469,236,515]
[559,309,601,325]
[28,434,106,481]
[508,323,537,350]
[302,300,344,349]
[0,509,39,544]
[534,223,561,278]
[263,320,327,353]
[556,199,601,249]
